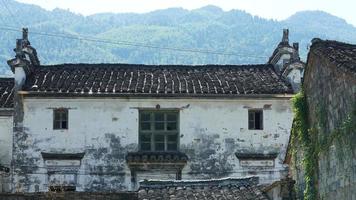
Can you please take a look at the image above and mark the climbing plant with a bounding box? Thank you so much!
[291,90,356,200]
[291,91,318,200]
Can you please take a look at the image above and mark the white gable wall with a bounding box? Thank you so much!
[285,63,304,92]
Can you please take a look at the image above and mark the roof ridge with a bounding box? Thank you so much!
[38,63,273,69]
[312,38,356,48]
[139,176,259,189]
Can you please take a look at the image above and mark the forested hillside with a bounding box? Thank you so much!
[0,0,356,76]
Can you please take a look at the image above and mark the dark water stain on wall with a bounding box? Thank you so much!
[83,133,137,191]
[13,127,41,192]
[182,133,235,178]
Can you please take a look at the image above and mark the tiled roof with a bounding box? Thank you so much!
[0,78,14,108]
[310,39,356,73]
[23,64,293,96]
[138,177,269,200]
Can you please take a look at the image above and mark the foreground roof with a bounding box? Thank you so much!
[0,78,14,108]
[138,177,269,200]
[310,39,356,74]
[22,64,293,96]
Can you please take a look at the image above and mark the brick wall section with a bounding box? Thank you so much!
[290,40,356,200]
[0,192,138,200]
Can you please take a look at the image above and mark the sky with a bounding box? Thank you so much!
[15,0,356,27]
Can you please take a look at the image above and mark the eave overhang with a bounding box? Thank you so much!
[18,91,294,99]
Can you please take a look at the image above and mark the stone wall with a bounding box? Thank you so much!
[290,46,356,199]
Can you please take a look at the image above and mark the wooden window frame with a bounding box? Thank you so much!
[53,108,68,130]
[139,110,179,152]
[248,109,263,130]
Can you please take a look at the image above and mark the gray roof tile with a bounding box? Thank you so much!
[138,177,269,200]
[311,39,356,73]
[23,64,293,96]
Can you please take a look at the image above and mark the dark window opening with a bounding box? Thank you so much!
[139,111,179,151]
[53,109,68,130]
[248,110,263,130]
[49,186,76,192]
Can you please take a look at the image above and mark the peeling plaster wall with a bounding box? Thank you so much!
[0,115,12,192]
[13,97,293,192]
[286,66,303,92]
[276,53,291,71]
[0,115,13,167]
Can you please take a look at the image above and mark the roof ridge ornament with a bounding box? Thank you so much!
[22,28,28,40]
[22,27,30,46]
[7,27,40,87]
[292,42,300,61]
[7,27,40,73]
[282,29,289,44]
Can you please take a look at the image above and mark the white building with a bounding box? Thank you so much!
[0,28,303,192]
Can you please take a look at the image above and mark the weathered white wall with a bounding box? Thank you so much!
[286,63,304,92]
[0,115,13,192]
[0,116,12,166]
[276,53,291,72]
[14,67,26,86]
[13,97,293,192]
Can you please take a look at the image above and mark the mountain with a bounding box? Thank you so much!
[0,0,356,76]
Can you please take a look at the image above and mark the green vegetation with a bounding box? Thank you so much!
[291,91,356,200]
[1,1,356,76]
[291,91,318,200]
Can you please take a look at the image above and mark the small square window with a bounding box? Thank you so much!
[53,109,68,130]
[248,110,263,130]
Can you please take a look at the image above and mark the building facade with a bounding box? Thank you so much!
[0,28,303,192]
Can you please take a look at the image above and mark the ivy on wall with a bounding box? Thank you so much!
[291,90,356,200]
[291,91,318,200]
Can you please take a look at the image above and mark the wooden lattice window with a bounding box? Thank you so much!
[139,111,179,151]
